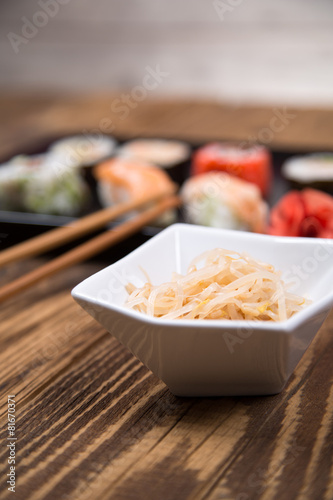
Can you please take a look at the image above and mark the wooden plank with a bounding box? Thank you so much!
[0,259,332,500]
[0,95,332,500]
[0,95,333,162]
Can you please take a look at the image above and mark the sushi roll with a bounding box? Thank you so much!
[192,142,272,197]
[94,158,177,226]
[0,163,30,212]
[282,153,333,193]
[49,134,117,169]
[0,155,90,216]
[24,166,90,216]
[0,154,50,212]
[181,171,268,233]
[10,154,46,168]
[117,139,191,184]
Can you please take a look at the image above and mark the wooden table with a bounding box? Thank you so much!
[0,95,333,500]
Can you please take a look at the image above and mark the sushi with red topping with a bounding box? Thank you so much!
[192,142,272,197]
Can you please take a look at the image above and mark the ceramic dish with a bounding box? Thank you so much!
[72,224,333,396]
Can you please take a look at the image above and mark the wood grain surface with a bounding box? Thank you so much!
[1,94,333,160]
[0,95,333,500]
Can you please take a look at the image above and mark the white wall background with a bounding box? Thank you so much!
[1,0,333,105]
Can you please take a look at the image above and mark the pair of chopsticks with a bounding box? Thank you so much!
[0,189,180,303]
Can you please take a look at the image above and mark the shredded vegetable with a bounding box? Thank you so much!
[125,248,310,321]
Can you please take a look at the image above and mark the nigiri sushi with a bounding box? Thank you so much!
[192,142,272,197]
[181,171,268,233]
[94,159,177,225]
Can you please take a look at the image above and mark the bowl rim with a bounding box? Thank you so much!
[72,223,333,333]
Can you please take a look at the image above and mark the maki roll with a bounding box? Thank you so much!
[192,142,272,197]
[282,153,333,193]
[0,155,90,216]
[49,134,117,168]
[117,139,191,184]
[0,155,48,211]
[181,171,268,233]
[0,163,31,212]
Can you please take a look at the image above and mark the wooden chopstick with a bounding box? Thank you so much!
[0,187,176,267]
[0,195,180,304]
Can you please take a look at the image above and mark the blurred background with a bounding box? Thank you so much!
[1,0,333,105]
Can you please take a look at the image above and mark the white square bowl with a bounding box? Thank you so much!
[72,224,333,396]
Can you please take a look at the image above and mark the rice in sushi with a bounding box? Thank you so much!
[94,158,177,225]
[0,154,90,216]
[49,134,117,168]
[117,139,190,168]
[181,171,268,233]
[282,153,333,193]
